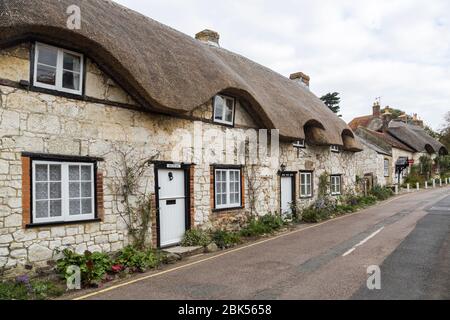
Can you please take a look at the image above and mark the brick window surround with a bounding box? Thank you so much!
[21,154,104,228]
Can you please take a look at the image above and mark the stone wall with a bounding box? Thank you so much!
[0,42,385,276]
[278,142,389,210]
[0,82,273,274]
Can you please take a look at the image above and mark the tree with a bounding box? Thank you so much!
[440,111,450,151]
[320,92,341,114]
[424,125,441,140]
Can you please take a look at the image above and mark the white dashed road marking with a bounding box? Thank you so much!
[342,227,385,257]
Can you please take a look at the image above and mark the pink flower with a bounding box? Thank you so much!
[111,265,124,273]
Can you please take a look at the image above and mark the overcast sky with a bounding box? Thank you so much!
[115,0,450,130]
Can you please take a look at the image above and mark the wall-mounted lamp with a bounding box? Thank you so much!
[280,164,287,172]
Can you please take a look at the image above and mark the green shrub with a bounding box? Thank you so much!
[181,229,211,247]
[301,207,331,222]
[359,195,377,206]
[0,279,64,300]
[259,214,285,230]
[31,280,65,300]
[56,249,112,286]
[335,204,357,215]
[115,246,164,272]
[370,185,393,201]
[211,230,241,249]
[0,281,29,300]
[240,214,285,237]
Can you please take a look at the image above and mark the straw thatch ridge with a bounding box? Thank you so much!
[0,0,361,149]
[388,124,448,155]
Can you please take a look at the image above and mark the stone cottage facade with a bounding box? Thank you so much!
[350,102,448,185]
[0,0,385,275]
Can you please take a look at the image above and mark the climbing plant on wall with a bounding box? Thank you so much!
[110,147,160,249]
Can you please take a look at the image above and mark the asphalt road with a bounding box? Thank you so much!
[75,187,450,300]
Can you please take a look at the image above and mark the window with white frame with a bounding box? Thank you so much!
[330,145,340,153]
[330,175,341,195]
[213,95,235,126]
[300,172,313,198]
[32,161,95,224]
[34,42,84,95]
[384,159,390,177]
[293,140,305,148]
[215,168,241,209]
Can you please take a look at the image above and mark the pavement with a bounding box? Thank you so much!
[72,187,450,300]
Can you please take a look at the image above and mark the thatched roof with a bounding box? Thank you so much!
[388,123,448,155]
[355,127,414,153]
[0,0,361,150]
[356,136,391,157]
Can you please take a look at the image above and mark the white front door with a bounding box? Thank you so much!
[281,176,294,216]
[158,169,186,247]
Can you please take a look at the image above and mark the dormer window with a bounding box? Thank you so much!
[293,140,305,148]
[330,145,340,153]
[213,95,235,126]
[33,42,84,95]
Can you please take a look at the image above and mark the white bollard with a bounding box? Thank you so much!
[425,181,428,189]
[395,185,399,195]
[440,179,442,187]
[433,179,436,188]
[407,184,410,193]
[416,183,420,191]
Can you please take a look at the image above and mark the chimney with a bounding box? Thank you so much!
[372,101,381,117]
[398,113,408,123]
[381,107,392,132]
[290,72,310,88]
[195,29,220,47]
[411,113,424,128]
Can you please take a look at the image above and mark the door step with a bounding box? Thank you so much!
[163,246,204,259]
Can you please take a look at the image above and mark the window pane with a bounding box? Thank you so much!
[35,201,49,218]
[50,165,61,181]
[63,52,81,72]
[81,182,92,197]
[221,194,227,205]
[50,182,62,199]
[35,182,48,200]
[69,166,80,180]
[225,107,233,123]
[35,164,48,181]
[36,64,57,86]
[225,99,234,122]
[216,194,222,205]
[81,199,92,215]
[62,71,80,91]
[81,166,92,181]
[301,185,306,196]
[70,199,81,215]
[50,200,62,217]
[226,98,234,109]
[214,96,224,120]
[69,182,80,198]
[216,182,222,193]
[37,46,57,66]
